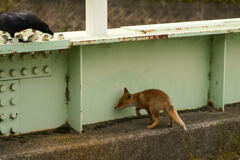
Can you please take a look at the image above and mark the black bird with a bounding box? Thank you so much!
[0,11,54,38]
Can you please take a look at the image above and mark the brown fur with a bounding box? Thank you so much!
[115,88,187,130]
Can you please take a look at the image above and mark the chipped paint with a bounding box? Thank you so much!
[1,18,240,54]
[67,18,240,46]
[140,29,157,34]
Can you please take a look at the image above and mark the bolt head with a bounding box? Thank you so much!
[0,85,6,92]
[43,66,51,73]
[0,55,7,62]
[0,127,7,135]
[20,54,28,60]
[21,68,28,76]
[10,69,17,77]
[31,53,40,59]
[58,34,64,40]
[10,83,17,91]
[10,55,17,61]
[32,67,39,74]
[10,98,17,105]
[0,100,6,107]
[0,113,5,120]
[10,127,17,134]
[0,70,5,78]
[10,112,18,119]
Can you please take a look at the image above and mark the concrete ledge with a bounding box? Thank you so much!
[1,104,240,160]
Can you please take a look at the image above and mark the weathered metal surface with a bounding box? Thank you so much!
[0,29,69,55]
[18,51,68,134]
[0,80,19,136]
[67,46,83,132]
[225,34,240,105]
[1,18,240,135]
[81,37,210,124]
[0,40,70,55]
[1,18,240,55]
[121,18,240,32]
[0,53,52,81]
[0,52,67,136]
[208,35,226,111]
[61,18,240,46]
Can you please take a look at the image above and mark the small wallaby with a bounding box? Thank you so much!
[115,88,187,130]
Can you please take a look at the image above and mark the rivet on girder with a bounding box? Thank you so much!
[58,34,64,40]
[0,85,6,92]
[0,100,6,107]
[0,70,5,78]
[10,69,17,77]
[43,66,51,74]
[0,113,5,121]
[10,98,17,105]
[10,83,17,91]
[10,112,18,119]
[42,34,50,41]
[43,51,50,58]
[21,68,28,76]
[10,55,17,61]
[20,54,28,60]
[0,127,7,135]
[10,127,17,134]
[32,67,39,74]
[0,55,7,62]
[31,52,40,59]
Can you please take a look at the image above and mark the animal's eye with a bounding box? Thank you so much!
[127,95,131,99]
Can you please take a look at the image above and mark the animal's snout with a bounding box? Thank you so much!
[114,104,121,110]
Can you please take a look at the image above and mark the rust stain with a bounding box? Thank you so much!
[77,34,169,45]
[207,100,223,112]
[140,30,157,34]
[65,75,70,104]
[207,100,215,108]
[120,34,169,42]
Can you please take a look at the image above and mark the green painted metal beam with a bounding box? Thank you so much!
[67,46,82,132]
[81,37,210,125]
[209,35,226,111]
[225,33,240,105]
[0,40,70,55]
[2,18,240,135]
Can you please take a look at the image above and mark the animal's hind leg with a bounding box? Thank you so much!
[136,107,142,117]
[164,109,173,127]
[146,108,153,125]
[147,110,161,129]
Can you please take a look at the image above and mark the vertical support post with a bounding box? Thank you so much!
[86,0,108,36]
[209,35,226,111]
[67,46,83,132]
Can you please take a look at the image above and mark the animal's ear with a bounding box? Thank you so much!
[127,94,132,100]
[124,88,129,94]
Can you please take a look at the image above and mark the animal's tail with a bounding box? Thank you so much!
[165,105,187,130]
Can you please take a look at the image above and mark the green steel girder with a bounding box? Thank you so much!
[1,18,240,136]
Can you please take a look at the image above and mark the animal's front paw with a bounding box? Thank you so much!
[147,119,153,125]
[147,125,154,129]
